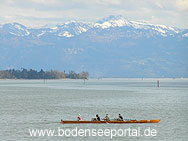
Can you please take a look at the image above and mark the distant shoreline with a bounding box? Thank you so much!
[0,77,187,80]
[0,69,89,79]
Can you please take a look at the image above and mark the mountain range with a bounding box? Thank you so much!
[0,15,188,77]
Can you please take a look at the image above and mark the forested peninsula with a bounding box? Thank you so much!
[0,69,89,79]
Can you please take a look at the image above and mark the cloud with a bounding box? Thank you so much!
[96,0,121,6]
[0,0,187,28]
[176,0,188,10]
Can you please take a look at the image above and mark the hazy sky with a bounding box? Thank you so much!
[0,0,187,28]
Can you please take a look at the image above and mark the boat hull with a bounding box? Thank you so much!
[60,119,160,124]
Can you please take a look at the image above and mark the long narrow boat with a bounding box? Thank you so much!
[60,119,160,124]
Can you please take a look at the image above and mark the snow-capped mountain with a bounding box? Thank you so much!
[94,15,180,37]
[0,15,186,38]
[0,22,30,36]
[95,15,132,28]
[0,15,187,77]
[33,21,92,38]
[55,21,92,37]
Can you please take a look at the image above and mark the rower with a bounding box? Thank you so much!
[116,114,123,121]
[77,114,82,121]
[103,114,110,121]
[96,114,100,121]
[92,114,101,121]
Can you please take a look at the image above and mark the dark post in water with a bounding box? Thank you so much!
[157,80,160,88]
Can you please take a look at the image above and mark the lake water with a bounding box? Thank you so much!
[0,78,188,141]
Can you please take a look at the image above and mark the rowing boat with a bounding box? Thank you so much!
[60,119,160,124]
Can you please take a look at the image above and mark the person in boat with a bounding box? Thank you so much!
[77,114,82,121]
[96,114,100,121]
[92,114,101,121]
[116,114,123,121]
[103,114,110,121]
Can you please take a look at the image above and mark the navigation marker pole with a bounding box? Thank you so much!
[157,80,160,88]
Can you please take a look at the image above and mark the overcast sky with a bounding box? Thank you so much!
[0,0,187,28]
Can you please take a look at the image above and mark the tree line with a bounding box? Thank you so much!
[0,69,89,79]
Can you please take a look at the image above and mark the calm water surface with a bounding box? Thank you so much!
[0,78,188,141]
